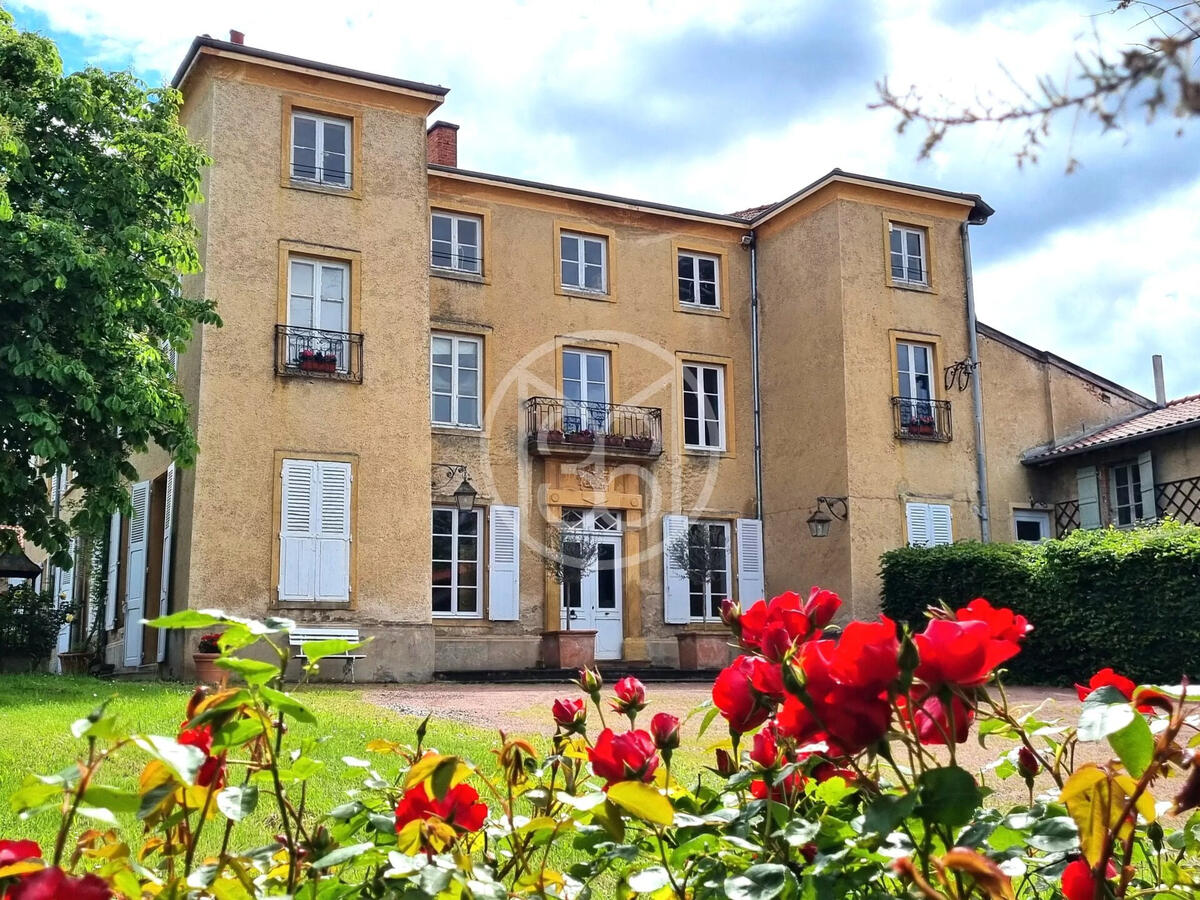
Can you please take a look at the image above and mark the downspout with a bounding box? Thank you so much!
[961,219,990,542]
[747,232,764,522]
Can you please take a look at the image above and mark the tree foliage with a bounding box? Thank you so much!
[0,10,219,565]
[875,1,1200,168]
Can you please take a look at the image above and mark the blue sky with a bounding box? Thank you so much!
[11,0,1199,401]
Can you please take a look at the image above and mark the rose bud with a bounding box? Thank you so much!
[575,666,603,704]
[802,587,841,630]
[714,747,737,778]
[610,676,648,723]
[720,598,742,635]
[749,726,779,769]
[1017,746,1039,780]
[551,697,587,734]
[650,712,681,756]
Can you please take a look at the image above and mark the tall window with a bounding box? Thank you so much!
[682,363,726,450]
[688,521,730,621]
[560,232,607,293]
[431,212,481,274]
[278,459,352,602]
[1110,461,1145,526]
[431,333,481,428]
[562,348,610,433]
[889,223,927,286]
[432,507,481,616]
[291,112,351,188]
[287,257,350,369]
[895,340,934,429]
[678,251,720,309]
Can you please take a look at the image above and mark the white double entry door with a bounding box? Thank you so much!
[559,508,623,660]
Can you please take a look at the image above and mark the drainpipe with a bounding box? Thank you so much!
[747,232,764,523]
[961,219,990,542]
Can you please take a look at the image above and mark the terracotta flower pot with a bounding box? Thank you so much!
[676,631,732,671]
[541,630,597,669]
[193,652,224,684]
[57,651,90,676]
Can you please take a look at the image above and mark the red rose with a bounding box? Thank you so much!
[750,770,804,802]
[1073,668,1171,715]
[0,839,41,866]
[394,782,488,835]
[713,655,780,734]
[714,747,738,778]
[610,676,648,719]
[749,724,779,769]
[802,587,841,630]
[649,713,680,753]
[827,617,899,692]
[7,867,111,900]
[587,728,659,789]
[914,618,1018,688]
[738,592,812,660]
[178,723,226,789]
[720,598,741,632]
[1017,746,1039,780]
[551,698,587,733]
[899,687,974,745]
[955,598,1031,642]
[1061,858,1116,900]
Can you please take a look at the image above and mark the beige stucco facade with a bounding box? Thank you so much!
[53,36,1195,681]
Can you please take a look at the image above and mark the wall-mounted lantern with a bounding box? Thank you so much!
[434,464,477,512]
[807,496,849,538]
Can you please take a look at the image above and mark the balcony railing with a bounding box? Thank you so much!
[892,396,952,442]
[524,396,663,458]
[274,325,363,383]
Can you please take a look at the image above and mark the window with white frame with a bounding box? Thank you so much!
[432,506,481,616]
[560,232,607,293]
[287,256,351,369]
[1110,461,1145,526]
[431,212,482,274]
[562,348,610,433]
[889,223,927,286]
[687,520,730,621]
[678,251,720,309]
[1013,509,1051,543]
[291,112,351,188]
[430,333,481,428]
[682,363,726,450]
[906,502,952,547]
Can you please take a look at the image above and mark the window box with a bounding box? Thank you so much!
[536,428,565,444]
[602,434,626,449]
[565,429,595,446]
[624,435,654,452]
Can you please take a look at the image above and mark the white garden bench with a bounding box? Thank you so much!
[288,627,365,683]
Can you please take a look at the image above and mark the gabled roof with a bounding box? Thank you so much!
[1023,393,1200,464]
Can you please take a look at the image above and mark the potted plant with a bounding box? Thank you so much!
[298,348,319,372]
[57,607,97,676]
[602,433,625,448]
[321,352,338,373]
[565,428,594,446]
[665,526,732,670]
[624,434,654,452]
[193,632,223,684]
[540,526,599,669]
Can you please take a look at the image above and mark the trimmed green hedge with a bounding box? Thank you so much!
[879,522,1200,685]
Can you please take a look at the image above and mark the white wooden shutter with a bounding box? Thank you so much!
[905,503,931,547]
[157,464,175,662]
[1136,451,1156,522]
[662,514,691,624]
[104,512,119,630]
[929,504,953,546]
[488,505,521,620]
[735,518,765,607]
[124,480,150,666]
[315,461,351,602]
[279,460,318,601]
[1077,466,1101,530]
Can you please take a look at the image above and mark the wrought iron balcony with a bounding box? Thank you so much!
[524,396,663,459]
[892,397,952,442]
[274,325,363,383]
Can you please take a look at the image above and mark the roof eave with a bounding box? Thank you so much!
[1022,417,1200,466]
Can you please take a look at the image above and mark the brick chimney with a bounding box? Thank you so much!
[426,121,459,167]
[229,29,245,45]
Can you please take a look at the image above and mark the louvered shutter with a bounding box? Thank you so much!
[1077,466,1101,530]
[735,518,765,607]
[929,505,953,546]
[55,537,75,659]
[662,515,691,624]
[1136,451,1157,522]
[124,481,150,666]
[905,503,930,547]
[104,512,119,630]
[488,505,521,620]
[157,465,176,662]
[315,462,351,602]
[279,460,318,601]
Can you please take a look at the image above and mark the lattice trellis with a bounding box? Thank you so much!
[1156,477,1200,525]
[1055,500,1080,538]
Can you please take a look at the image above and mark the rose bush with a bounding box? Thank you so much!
[2,589,1199,899]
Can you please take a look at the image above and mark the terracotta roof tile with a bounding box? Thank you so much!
[728,202,777,221]
[1025,393,1200,462]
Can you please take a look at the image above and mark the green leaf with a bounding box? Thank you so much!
[1026,816,1080,853]
[214,656,279,685]
[696,704,721,740]
[1107,712,1154,777]
[863,791,917,835]
[132,735,205,785]
[916,766,982,828]
[302,638,364,664]
[812,775,854,805]
[1078,687,1137,742]
[144,610,224,629]
[310,842,375,869]
[216,785,258,821]
[607,780,673,826]
[724,864,795,900]
[628,867,671,893]
[258,686,316,724]
[81,785,140,814]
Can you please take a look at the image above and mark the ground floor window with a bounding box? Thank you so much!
[687,520,730,621]
[905,502,952,547]
[1013,509,1051,543]
[432,506,481,617]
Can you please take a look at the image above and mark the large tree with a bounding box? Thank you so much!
[0,10,219,566]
